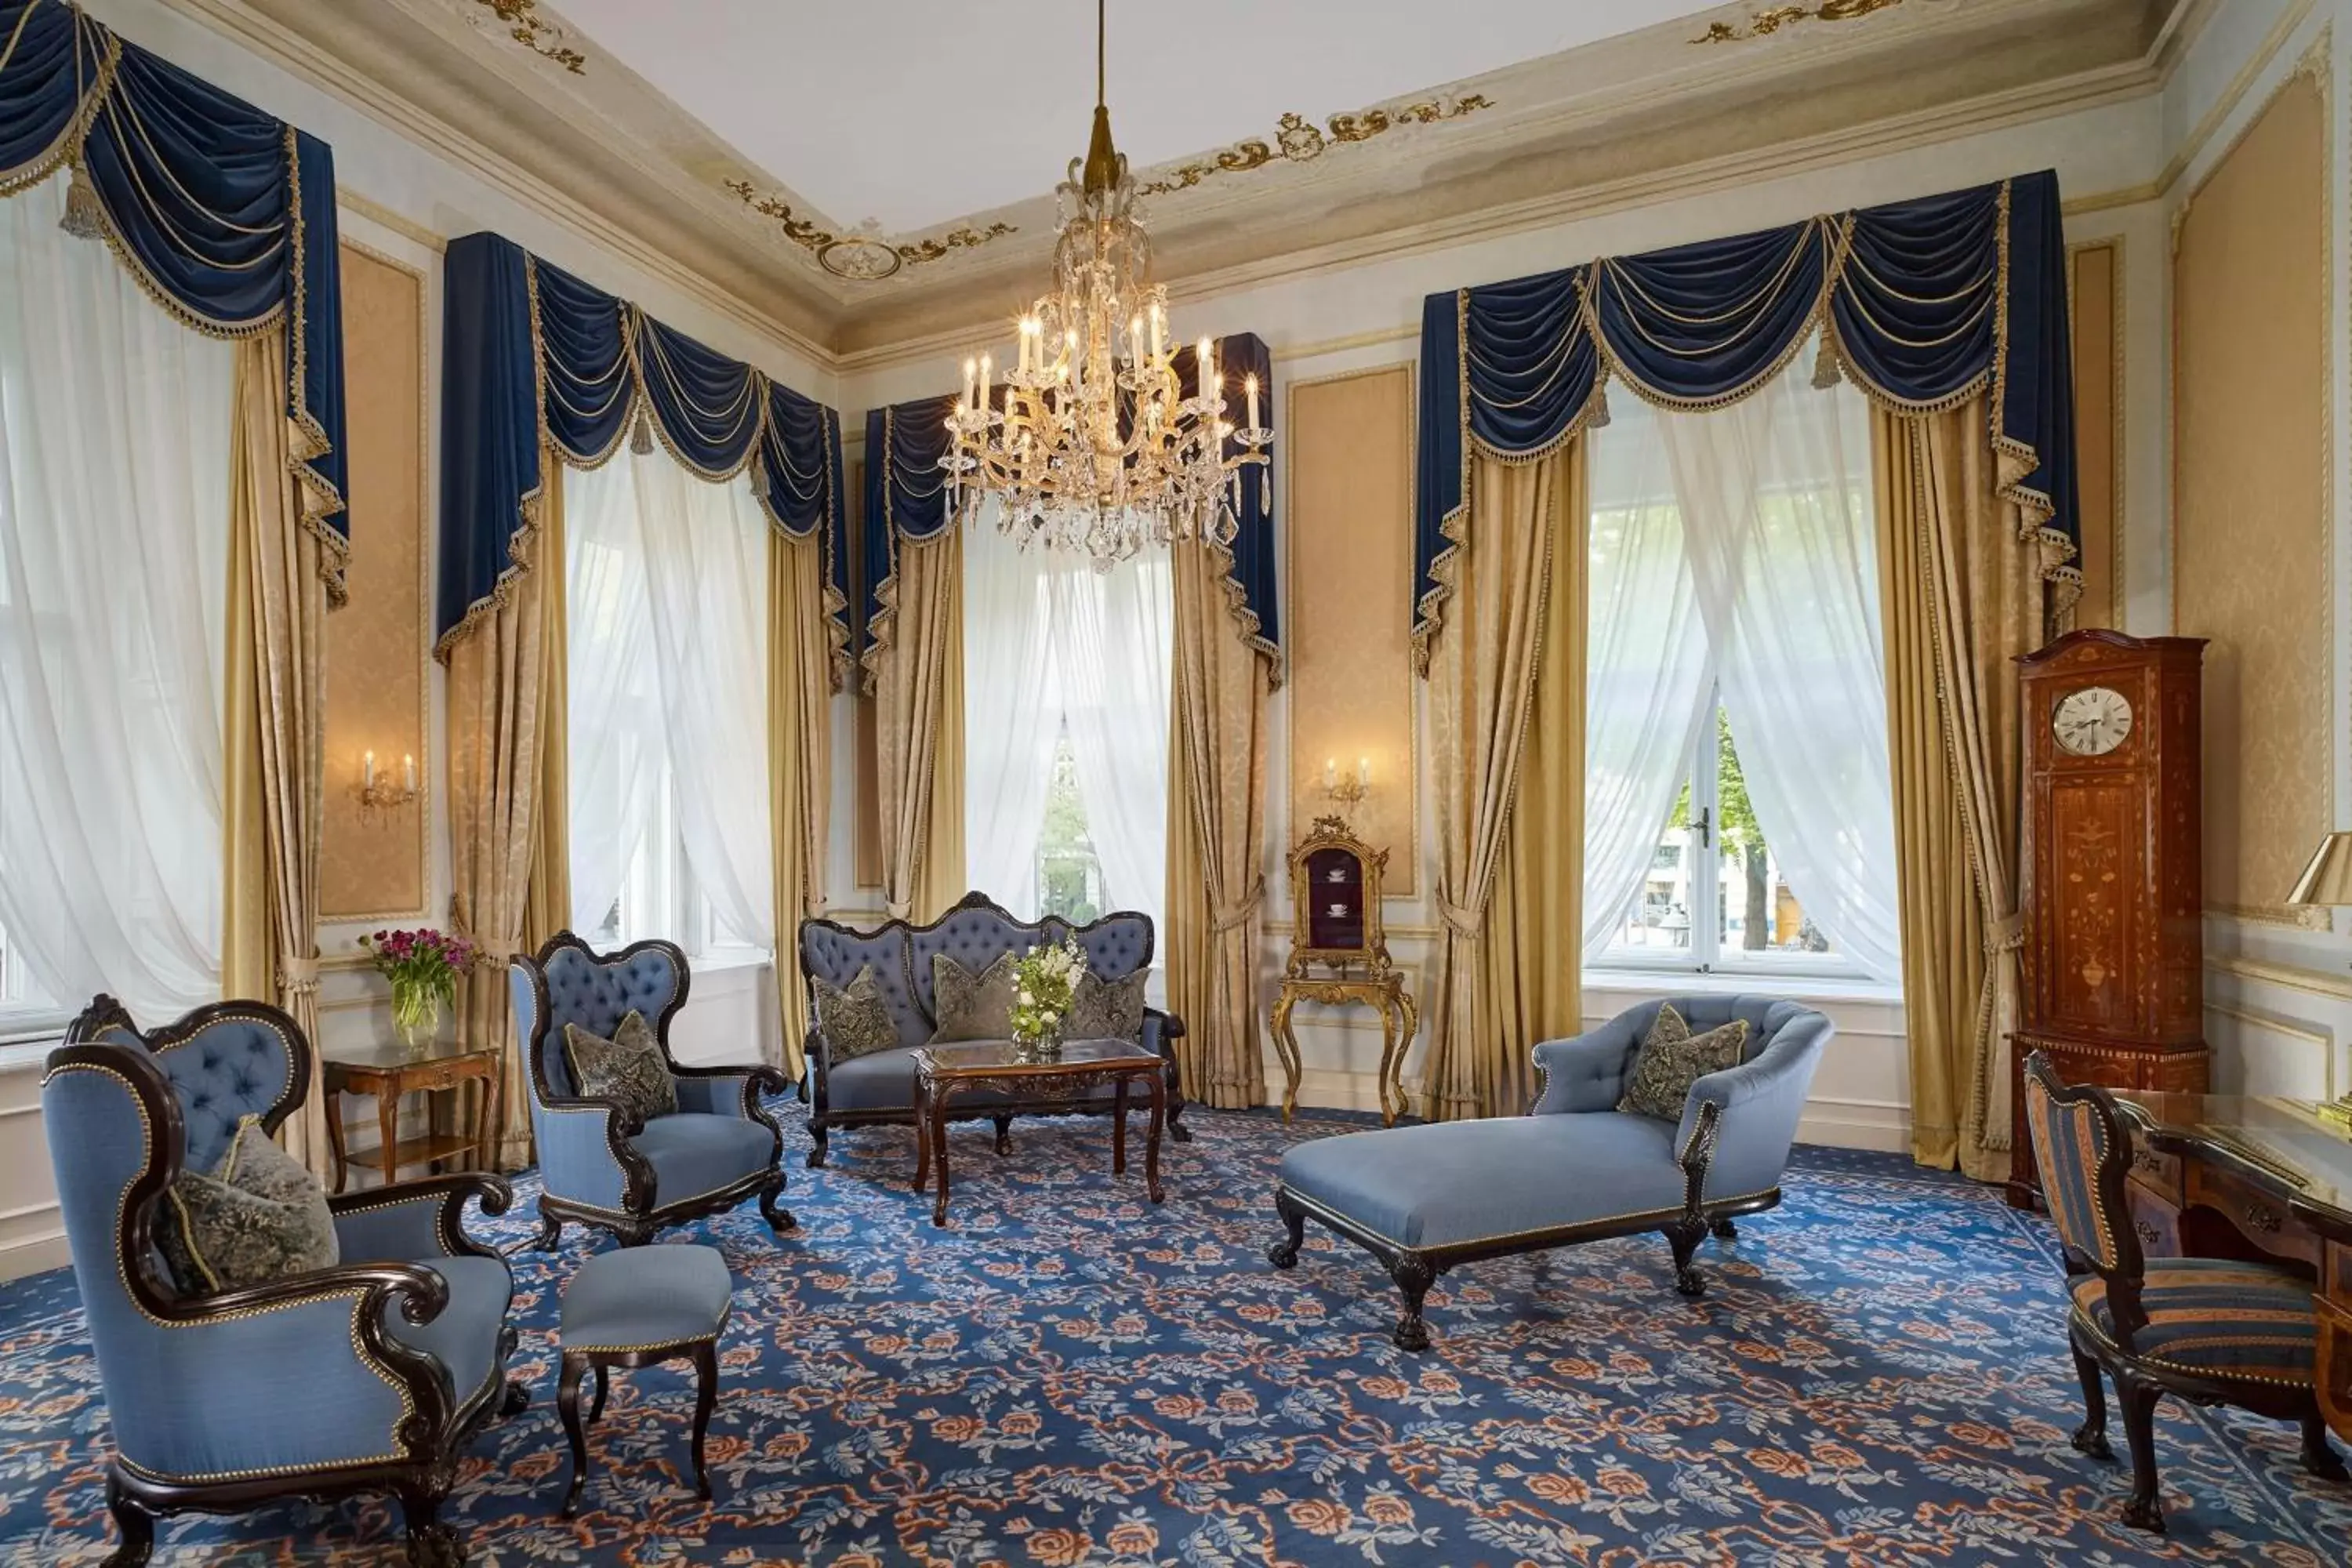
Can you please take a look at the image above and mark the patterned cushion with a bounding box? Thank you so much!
[1616,1004,1748,1121]
[154,1115,339,1295]
[815,965,902,1062]
[1066,968,1147,1043]
[929,952,1020,1044]
[564,1011,678,1125]
[2071,1257,2318,1386]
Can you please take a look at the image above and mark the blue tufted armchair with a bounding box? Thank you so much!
[46,996,523,1568]
[509,931,794,1249]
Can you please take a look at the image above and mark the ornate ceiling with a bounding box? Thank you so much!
[165,0,2194,363]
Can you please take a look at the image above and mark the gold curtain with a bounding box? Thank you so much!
[523,468,571,960]
[869,528,964,922]
[1475,452,1587,1115]
[1875,397,2061,1181]
[445,448,557,1171]
[1425,446,1576,1121]
[223,328,334,1177]
[768,528,833,1080]
[1164,537,1274,1110]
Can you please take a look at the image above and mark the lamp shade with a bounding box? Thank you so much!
[2287,832,2352,907]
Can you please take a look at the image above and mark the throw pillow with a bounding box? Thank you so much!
[929,951,1021,1044]
[812,965,900,1062]
[563,1010,678,1125]
[1065,967,1148,1042]
[154,1115,339,1296]
[1615,1004,1750,1121]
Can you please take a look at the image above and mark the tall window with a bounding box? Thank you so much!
[1584,344,1900,985]
[963,511,1173,934]
[564,452,775,961]
[0,180,237,1028]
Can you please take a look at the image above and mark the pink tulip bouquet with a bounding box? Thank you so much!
[361,927,477,1051]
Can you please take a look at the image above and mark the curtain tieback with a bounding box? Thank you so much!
[449,918,519,967]
[1211,882,1265,934]
[276,954,321,994]
[1985,913,2027,958]
[1438,897,1483,938]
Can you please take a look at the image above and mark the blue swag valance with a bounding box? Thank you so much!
[0,0,349,596]
[859,330,1279,680]
[1415,170,2078,662]
[436,231,851,682]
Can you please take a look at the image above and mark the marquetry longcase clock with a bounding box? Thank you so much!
[2008,629,2209,1207]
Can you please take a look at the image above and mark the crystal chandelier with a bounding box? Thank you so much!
[942,0,1270,567]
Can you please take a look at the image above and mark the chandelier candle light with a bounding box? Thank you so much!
[942,0,1271,567]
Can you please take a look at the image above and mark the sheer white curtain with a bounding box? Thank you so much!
[0,180,237,1020]
[564,452,775,950]
[564,456,662,934]
[1051,543,1173,932]
[962,510,1061,914]
[1583,397,1715,960]
[1655,351,1902,980]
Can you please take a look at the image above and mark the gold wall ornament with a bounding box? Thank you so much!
[469,0,586,74]
[1693,0,1903,45]
[720,180,1015,281]
[1139,96,1494,198]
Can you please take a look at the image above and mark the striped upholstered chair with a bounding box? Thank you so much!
[2022,1052,2344,1533]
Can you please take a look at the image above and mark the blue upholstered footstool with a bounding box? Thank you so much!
[557,1244,732,1517]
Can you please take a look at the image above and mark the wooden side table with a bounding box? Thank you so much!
[1269,971,1418,1127]
[321,1036,503,1193]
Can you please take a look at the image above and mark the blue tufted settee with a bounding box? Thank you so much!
[509,931,794,1249]
[46,996,523,1568]
[1270,995,1831,1350]
[798,892,1189,1168]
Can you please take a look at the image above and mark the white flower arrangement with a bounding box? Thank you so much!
[1009,938,1087,1049]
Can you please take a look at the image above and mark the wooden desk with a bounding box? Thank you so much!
[321,1036,502,1193]
[2112,1091,2352,1442]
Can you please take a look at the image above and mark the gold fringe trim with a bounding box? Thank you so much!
[434,256,553,662]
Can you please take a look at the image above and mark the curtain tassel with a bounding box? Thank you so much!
[58,165,105,241]
[629,406,655,456]
[1811,333,1844,390]
[1585,382,1613,431]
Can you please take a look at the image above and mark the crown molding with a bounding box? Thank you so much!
[2154,0,2318,200]
[837,47,2172,376]
[154,0,840,370]
[154,0,2208,381]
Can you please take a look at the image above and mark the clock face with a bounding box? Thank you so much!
[2053,685,2134,757]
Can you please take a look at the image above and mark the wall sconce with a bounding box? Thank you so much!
[358,748,419,811]
[1323,754,1370,813]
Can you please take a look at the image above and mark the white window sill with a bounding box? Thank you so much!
[1581,967,1902,1007]
[0,1034,62,1073]
[689,947,773,976]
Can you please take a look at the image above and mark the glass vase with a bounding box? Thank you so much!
[391,982,442,1058]
[1011,1025,1064,1065]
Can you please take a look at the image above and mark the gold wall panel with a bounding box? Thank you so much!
[2068,239,2122,630]
[2172,71,2329,919]
[1287,365,1417,895]
[321,242,428,920]
[849,456,884,888]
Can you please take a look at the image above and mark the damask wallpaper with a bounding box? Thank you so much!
[2172,69,2328,921]
[1287,365,1418,897]
[321,241,429,920]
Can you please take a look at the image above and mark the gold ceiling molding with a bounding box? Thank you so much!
[1138,96,1494,198]
[720,180,1015,282]
[466,0,584,74]
[1693,0,1903,45]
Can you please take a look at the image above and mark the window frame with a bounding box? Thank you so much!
[1595,690,1871,984]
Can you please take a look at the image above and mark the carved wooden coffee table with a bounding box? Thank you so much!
[911,1037,1168,1226]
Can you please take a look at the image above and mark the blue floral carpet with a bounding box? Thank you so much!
[2,1104,2349,1566]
